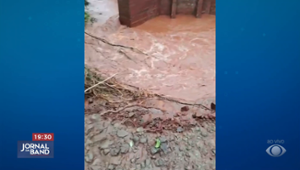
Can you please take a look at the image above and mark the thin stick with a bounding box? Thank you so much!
[84,73,117,93]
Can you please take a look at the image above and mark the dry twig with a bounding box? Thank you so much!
[85,73,117,93]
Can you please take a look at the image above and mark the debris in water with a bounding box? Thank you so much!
[211,103,216,110]
[181,106,189,112]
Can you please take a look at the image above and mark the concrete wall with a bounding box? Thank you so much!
[118,0,215,27]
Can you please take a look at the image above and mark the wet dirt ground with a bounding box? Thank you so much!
[85,0,215,169]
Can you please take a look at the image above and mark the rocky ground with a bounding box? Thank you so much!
[85,96,215,170]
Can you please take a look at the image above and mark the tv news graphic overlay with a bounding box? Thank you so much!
[266,139,286,157]
[32,133,54,141]
[18,141,54,158]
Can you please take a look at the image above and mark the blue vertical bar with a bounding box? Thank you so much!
[217,0,300,169]
[0,0,84,169]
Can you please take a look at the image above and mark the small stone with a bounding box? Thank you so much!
[91,114,100,120]
[193,150,201,157]
[130,158,137,163]
[107,164,115,170]
[86,138,93,145]
[136,127,144,133]
[90,17,97,23]
[211,103,216,110]
[186,146,192,150]
[140,161,146,168]
[136,164,142,169]
[177,127,183,133]
[159,136,167,143]
[212,149,216,155]
[178,152,183,157]
[201,148,208,155]
[132,147,138,153]
[110,156,122,165]
[85,125,94,134]
[185,165,193,170]
[110,148,120,156]
[210,161,216,170]
[129,140,134,147]
[117,130,129,138]
[195,127,201,132]
[85,152,94,163]
[145,159,151,167]
[140,137,148,143]
[128,112,135,117]
[169,136,175,141]
[110,130,117,135]
[150,147,159,155]
[149,108,163,114]
[114,123,121,128]
[92,159,102,166]
[120,144,129,154]
[103,149,110,155]
[99,139,114,149]
[179,145,185,151]
[155,158,165,167]
[196,141,203,148]
[160,143,168,154]
[193,112,202,118]
[132,136,139,142]
[181,106,189,112]
[200,128,208,137]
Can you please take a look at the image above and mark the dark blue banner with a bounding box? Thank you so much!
[217,0,300,170]
[0,0,84,169]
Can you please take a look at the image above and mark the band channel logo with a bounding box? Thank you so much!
[18,133,54,158]
[266,139,286,157]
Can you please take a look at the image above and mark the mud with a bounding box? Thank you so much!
[85,0,215,169]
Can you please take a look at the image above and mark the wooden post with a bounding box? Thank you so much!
[195,0,204,18]
[171,0,177,18]
[205,0,212,14]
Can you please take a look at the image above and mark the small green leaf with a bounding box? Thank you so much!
[155,139,161,148]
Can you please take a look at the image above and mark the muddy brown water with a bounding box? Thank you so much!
[85,12,215,144]
[85,14,215,104]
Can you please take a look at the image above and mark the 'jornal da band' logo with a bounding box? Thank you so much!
[20,143,50,155]
[18,141,54,158]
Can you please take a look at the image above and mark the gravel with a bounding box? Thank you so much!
[117,130,129,138]
[110,148,120,156]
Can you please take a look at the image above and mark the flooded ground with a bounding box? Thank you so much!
[85,0,215,169]
[85,14,215,103]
